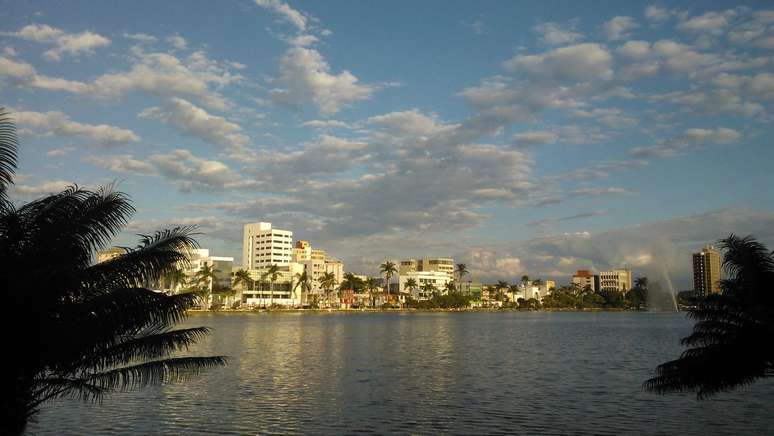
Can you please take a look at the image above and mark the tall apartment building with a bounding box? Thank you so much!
[598,269,632,293]
[693,245,722,296]
[398,257,454,278]
[291,240,344,291]
[242,222,293,270]
[572,270,598,292]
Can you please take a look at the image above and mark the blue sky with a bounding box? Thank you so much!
[2,0,774,288]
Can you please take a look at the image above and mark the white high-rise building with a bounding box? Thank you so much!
[598,269,632,293]
[242,222,293,270]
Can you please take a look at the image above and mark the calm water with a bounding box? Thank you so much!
[29,312,774,435]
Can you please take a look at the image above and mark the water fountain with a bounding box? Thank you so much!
[660,262,679,311]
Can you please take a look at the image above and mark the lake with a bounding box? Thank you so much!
[29,312,774,435]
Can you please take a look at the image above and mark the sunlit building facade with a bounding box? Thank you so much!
[243,222,293,269]
[693,245,722,296]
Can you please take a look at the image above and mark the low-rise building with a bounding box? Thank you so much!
[572,270,599,292]
[598,268,632,293]
[399,270,453,300]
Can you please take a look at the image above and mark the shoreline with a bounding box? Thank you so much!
[187,307,665,314]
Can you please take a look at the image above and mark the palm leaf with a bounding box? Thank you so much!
[0,108,18,195]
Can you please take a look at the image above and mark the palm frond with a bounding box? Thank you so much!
[0,108,18,195]
[68,327,212,373]
[81,226,199,293]
[85,356,227,392]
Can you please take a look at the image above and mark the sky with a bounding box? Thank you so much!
[2,0,774,289]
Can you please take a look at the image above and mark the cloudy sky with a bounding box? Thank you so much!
[2,0,774,289]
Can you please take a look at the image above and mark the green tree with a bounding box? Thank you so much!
[645,235,774,398]
[379,260,398,304]
[165,267,187,293]
[404,277,418,297]
[0,109,225,434]
[194,264,220,308]
[293,270,313,307]
[319,271,337,307]
[261,264,280,307]
[364,277,381,307]
[454,263,469,292]
[232,268,253,292]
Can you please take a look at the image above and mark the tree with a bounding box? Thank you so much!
[379,260,398,304]
[0,109,225,434]
[165,267,187,293]
[421,282,437,299]
[496,280,509,302]
[293,270,313,307]
[645,235,774,398]
[445,280,457,293]
[194,264,220,308]
[261,264,280,307]
[232,268,253,305]
[521,275,530,286]
[364,277,381,307]
[404,278,418,297]
[455,263,469,292]
[319,271,337,307]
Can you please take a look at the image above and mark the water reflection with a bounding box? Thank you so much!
[30,312,774,435]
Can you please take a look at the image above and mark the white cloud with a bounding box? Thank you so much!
[138,97,250,152]
[533,22,583,45]
[269,46,377,115]
[504,43,613,82]
[603,16,638,41]
[254,0,308,31]
[302,119,351,129]
[616,40,651,60]
[367,110,456,139]
[85,154,157,175]
[166,35,188,50]
[0,56,89,93]
[46,146,75,157]
[645,5,672,24]
[678,10,736,35]
[148,149,257,192]
[512,131,558,147]
[4,24,110,61]
[15,110,140,146]
[630,127,742,158]
[123,33,157,43]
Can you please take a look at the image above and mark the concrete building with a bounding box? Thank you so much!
[399,270,453,299]
[96,247,124,263]
[572,270,598,292]
[398,257,455,277]
[598,269,632,293]
[693,245,722,296]
[291,240,344,300]
[242,222,293,270]
[240,262,304,307]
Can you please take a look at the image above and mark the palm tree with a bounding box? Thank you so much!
[421,282,437,299]
[0,109,225,434]
[455,263,469,292]
[365,277,381,307]
[445,280,457,293]
[338,273,362,308]
[261,264,280,307]
[645,235,774,399]
[194,264,220,309]
[232,268,253,291]
[496,280,509,302]
[319,271,337,307]
[231,268,253,306]
[405,278,418,298]
[165,267,187,294]
[379,260,398,304]
[293,271,313,307]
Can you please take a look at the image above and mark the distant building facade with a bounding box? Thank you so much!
[693,245,722,296]
[598,269,632,293]
[572,270,599,292]
[242,222,293,269]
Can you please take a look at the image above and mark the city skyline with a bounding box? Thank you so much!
[3,1,774,289]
